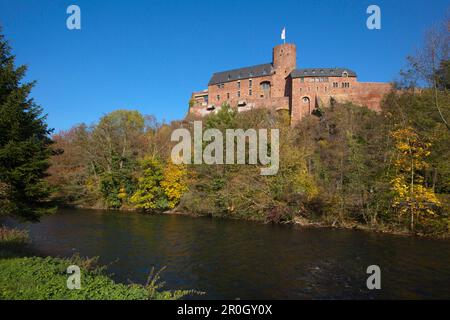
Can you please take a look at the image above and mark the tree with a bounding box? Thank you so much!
[161,161,188,209]
[390,127,441,232]
[0,28,54,221]
[295,103,390,226]
[130,157,167,211]
[46,125,92,204]
[403,18,450,131]
[90,110,146,208]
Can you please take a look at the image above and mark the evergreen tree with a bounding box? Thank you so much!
[0,28,54,221]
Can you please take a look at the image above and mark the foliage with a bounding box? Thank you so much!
[130,157,167,211]
[0,255,194,300]
[161,162,188,209]
[0,29,54,221]
[179,106,318,222]
[390,127,441,232]
[294,103,391,226]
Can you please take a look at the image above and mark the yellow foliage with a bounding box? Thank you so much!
[161,162,188,209]
[390,127,441,230]
[118,186,127,200]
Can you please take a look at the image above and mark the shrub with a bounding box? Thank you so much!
[0,227,29,256]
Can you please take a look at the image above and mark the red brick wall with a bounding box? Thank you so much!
[291,77,392,123]
[207,74,274,109]
[271,44,296,99]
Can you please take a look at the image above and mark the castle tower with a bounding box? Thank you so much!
[271,43,296,98]
[272,43,297,75]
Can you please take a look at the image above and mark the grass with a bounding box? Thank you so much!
[0,227,29,257]
[0,227,200,300]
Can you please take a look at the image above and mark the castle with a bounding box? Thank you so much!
[189,43,391,123]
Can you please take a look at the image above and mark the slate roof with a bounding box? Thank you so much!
[291,68,357,78]
[208,63,274,85]
[208,65,357,86]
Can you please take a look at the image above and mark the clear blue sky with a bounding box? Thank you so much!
[0,0,448,131]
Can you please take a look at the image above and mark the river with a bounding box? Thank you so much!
[5,208,450,299]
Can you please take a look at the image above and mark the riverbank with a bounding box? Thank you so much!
[162,209,450,239]
[65,202,450,239]
[0,227,197,300]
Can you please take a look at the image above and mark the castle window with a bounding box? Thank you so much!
[237,91,241,98]
[333,82,339,88]
[342,71,348,77]
[249,79,252,87]
[217,95,220,101]
[260,82,270,90]
[217,83,224,89]
[227,93,230,99]
[260,81,271,98]
[237,81,241,89]
[249,89,252,96]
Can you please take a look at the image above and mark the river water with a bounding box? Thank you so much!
[5,208,450,299]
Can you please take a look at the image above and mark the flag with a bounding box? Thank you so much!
[281,27,286,41]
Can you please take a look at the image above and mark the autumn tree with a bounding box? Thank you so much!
[161,162,188,210]
[46,125,92,204]
[130,157,167,211]
[295,103,390,226]
[390,127,441,232]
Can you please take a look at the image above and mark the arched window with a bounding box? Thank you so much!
[342,71,348,77]
[301,96,311,114]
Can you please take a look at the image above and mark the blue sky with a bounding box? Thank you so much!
[0,0,448,131]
